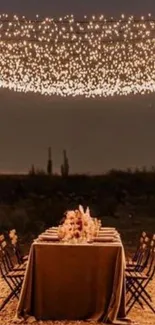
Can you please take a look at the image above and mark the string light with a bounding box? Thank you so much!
[0,13,154,97]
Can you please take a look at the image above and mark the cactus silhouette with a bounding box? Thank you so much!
[61,149,69,177]
[47,147,53,175]
[29,164,35,175]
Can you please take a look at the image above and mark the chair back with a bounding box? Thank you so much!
[0,235,13,277]
[134,235,150,271]
[146,234,155,279]
[133,231,148,262]
[9,229,23,264]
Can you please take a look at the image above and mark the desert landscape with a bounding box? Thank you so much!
[0,172,155,324]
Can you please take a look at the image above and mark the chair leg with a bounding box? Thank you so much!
[5,277,21,300]
[126,278,155,314]
[126,278,144,309]
[0,290,17,311]
[0,283,21,312]
[126,286,144,310]
[127,289,155,314]
[135,279,152,301]
[0,277,22,311]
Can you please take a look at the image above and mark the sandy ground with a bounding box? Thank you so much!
[0,276,155,325]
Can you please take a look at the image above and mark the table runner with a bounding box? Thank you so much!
[17,230,126,323]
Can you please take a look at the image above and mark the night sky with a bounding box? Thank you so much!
[0,1,155,18]
[0,1,155,174]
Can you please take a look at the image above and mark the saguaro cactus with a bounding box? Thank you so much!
[47,147,53,175]
[29,164,35,175]
[61,149,69,177]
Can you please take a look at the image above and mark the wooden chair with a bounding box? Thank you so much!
[126,234,155,314]
[0,232,27,271]
[9,229,29,265]
[126,238,150,273]
[126,231,148,267]
[0,235,25,311]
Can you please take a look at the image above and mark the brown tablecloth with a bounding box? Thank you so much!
[17,237,126,323]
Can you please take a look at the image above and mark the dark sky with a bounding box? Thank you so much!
[0,2,155,174]
[0,0,155,18]
[0,90,155,174]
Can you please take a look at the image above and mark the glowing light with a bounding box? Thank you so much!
[0,14,154,97]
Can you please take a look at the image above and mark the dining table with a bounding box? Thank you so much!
[17,227,126,323]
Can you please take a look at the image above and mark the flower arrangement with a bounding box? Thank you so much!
[9,229,18,246]
[0,234,6,249]
[58,205,101,243]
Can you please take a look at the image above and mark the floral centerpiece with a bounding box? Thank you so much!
[58,205,101,243]
[9,229,18,246]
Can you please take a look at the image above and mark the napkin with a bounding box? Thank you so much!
[38,234,59,241]
[46,229,58,234]
[94,235,119,242]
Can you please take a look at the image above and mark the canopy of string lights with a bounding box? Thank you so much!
[0,13,155,97]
